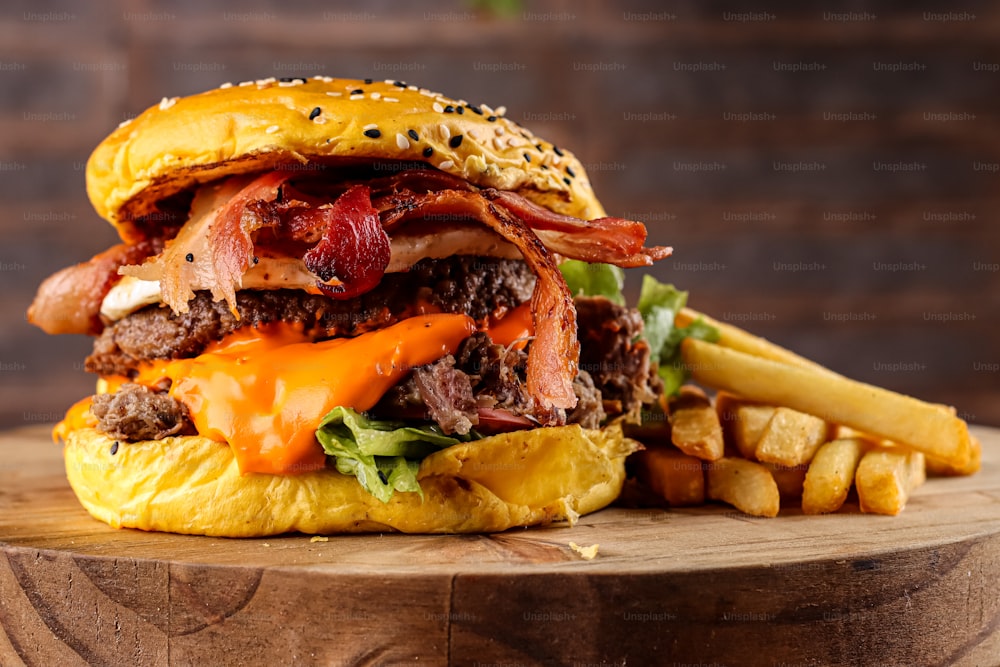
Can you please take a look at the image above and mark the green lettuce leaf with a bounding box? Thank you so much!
[315,407,469,502]
[559,260,625,305]
[636,275,720,396]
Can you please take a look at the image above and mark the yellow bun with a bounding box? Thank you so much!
[87,76,605,240]
[63,423,637,537]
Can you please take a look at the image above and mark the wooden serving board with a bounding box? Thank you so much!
[2,425,999,667]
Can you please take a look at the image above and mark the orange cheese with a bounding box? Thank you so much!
[483,302,534,349]
[132,314,476,475]
[53,396,96,443]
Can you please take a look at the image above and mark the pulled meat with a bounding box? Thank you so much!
[90,384,193,441]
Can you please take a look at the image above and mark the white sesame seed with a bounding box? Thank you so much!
[396,133,410,150]
[383,97,399,103]
[419,89,435,97]
[495,105,507,116]
[255,77,276,86]
[278,80,298,87]
[349,94,364,101]
[313,117,327,124]
[265,125,280,134]
[159,96,178,110]
[481,103,494,114]
[492,137,505,151]
[117,118,133,129]
[370,91,382,100]
[439,124,450,140]
[326,91,342,97]
[432,102,444,113]
[407,85,418,91]
[439,160,455,170]
[383,79,395,84]
[363,123,378,131]
[219,82,233,89]
[239,80,253,87]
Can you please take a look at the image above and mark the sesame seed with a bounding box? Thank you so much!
[439,160,455,169]
[219,82,233,89]
[370,91,382,100]
[313,117,326,124]
[495,105,507,116]
[239,80,254,87]
[540,164,549,170]
[535,143,543,151]
[492,137,505,150]
[364,78,373,84]
[185,252,194,262]
[563,177,571,185]
[363,123,378,131]
[487,115,497,122]
[407,84,418,91]
[309,107,322,120]
[449,135,464,148]
[407,129,419,141]
[467,104,483,115]
[439,124,451,140]
[495,126,505,136]
[364,128,382,138]
[383,97,399,103]
[266,125,280,134]
[350,94,364,101]
[326,91,342,97]
[419,89,435,97]
[117,118,133,129]
[422,146,434,158]
[523,153,531,162]
[553,146,564,156]
[110,441,119,455]
[393,81,407,88]
[396,133,410,150]
[566,166,576,178]
[351,88,364,95]
[433,102,444,113]
[159,96,177,110]
[456,106,464,115]
[378,470,389,485]
[443,105,454,113]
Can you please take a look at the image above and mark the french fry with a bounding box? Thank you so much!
[855,446,926,515]
[668,385,724,461]
[706,457,780,518]
[926,435,982,476]
[762,462,808,500]
[802,437,868,514]
[754,407,833,467]
[632,446,706,506]
[681,338,972,468]
[715,392,775,459]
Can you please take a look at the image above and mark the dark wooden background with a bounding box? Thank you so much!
[1,0,998,430]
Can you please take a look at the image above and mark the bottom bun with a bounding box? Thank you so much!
[63,423,638,536]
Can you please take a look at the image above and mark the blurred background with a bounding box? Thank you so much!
[1,0,998,429]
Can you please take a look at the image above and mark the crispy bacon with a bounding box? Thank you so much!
[299,185,390,300]
[121,172,290,315]
[382,190,579,419]
[28,241,157,335]
[485,189,672,267]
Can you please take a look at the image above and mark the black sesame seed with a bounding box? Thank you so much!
[377,470,389,484]
[364,128,382,138]
[364,78,373,84]
[449,135,463,148]
[422,146,434,158]
[467,104,482,115]
[278,77,306,83]
[185,252,194,263]
[535,143,543,151]
[407,129,419,141]
[553,146,564,156]
[393,81,407,88]
[110,441,119,455]
[540,164,549,170]
[487,115,497,122]
[351,88,364,95]
[566,167,576,178]
[456,106,464,115]
[523,153,531,162]
[253,256,259,265]
[563,177,571,185]
[309,107,321,120]
[443,105,455,113]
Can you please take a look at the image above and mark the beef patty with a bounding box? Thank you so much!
[87,256,535,377]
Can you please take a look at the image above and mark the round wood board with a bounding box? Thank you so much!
[2,425,999,666]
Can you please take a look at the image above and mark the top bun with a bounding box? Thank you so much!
[87,76,605,240]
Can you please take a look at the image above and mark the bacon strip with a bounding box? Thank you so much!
[28,241,157,335]
[383,190,579,419]
[485,189,672,267]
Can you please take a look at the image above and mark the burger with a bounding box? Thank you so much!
[28,76,672,536]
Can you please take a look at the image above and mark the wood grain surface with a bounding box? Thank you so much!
[1,424,999,667]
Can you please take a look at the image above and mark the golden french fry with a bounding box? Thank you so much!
[755,407,833,467]
[678,308,832,374]
[706,457,780,518]
[668,385,724,461]
[761,462,808,500]
[632,446,705,506]
[802,437,868,514]
[681,338,972,468]
[926,435,982,476]
[855,446,926,515]
[715,392,775,459]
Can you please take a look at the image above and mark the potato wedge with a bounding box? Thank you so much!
[681,338,972,468]
[855,446,926,516]
[761,462,808,500]
[706,457,780,518]
[668,385,724,461]
[715,392,775,460]
[802,437,868,514]
[755,407,833,467]
[632,446,706,506]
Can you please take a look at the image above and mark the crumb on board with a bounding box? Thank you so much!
[310,536,330,543]
[569,542,599,560]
